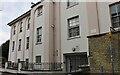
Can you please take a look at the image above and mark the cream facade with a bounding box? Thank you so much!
[7,0,120,73]
[8,11,31,63]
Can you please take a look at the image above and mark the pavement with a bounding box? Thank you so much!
[0,68,66,75]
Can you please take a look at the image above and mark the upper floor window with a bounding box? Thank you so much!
[13,26,16,35]
[18,39,21,51]
[36,27,42,43]
[110,3,120,28]
[67,0,78,7]
[12,41,15,51]
[68,16,80,38]
[27,18,30,29]
[20,22,23,32]
[26,37,29,49]
[37,6,43,16]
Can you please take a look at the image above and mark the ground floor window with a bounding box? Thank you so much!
[25,59,29,69]
[18,59,20,63]
[36,56,41,63]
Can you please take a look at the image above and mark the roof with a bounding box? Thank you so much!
[31,0,44,8]
[8,0,45,26]
[7,10,31,26]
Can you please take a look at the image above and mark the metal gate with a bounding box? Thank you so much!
[65,52,88,72]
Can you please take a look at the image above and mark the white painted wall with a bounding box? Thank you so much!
[33,6,44,63]
[60,2,89,62]
[97,2,112,34]
[8,15,30,62]
[24,16,31,61]
[8,1,119,64]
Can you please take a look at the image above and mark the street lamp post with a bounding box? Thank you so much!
[106,31,114,75]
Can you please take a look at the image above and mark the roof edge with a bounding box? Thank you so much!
[7,10,31,26]
[31,0,44,8]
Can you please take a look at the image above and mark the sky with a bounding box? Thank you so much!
[0,0,120,45]
[0,0,40,45]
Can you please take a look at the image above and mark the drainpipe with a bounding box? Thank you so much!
[96,1,101,34]
[49,0,55,63]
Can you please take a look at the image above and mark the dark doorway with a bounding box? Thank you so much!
[25,59,29,69]
[65,52,88,72]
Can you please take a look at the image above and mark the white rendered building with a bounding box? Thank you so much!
[7,0,120,73]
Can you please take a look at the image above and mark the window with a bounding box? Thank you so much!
[13,26,16,35]
[37,6,43,16]
[36,56,41,63]
[12,41,15,51]
[68,16,80,38]
[25,59,29,69]
[36,27,42,43]
[110,3,120,28]
[18,39,21,50]
[26,37,29,49]
[18,59,20,63]
[20,22,23,32]
[67,0,78,7]
[27,18,30,29]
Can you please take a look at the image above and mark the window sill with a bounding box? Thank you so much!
[66,3,79,9]
[67,36,80,40]
[36,42,42,45]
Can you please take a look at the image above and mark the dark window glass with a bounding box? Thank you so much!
[20,22,23,32]
[26,37,29,49]
[18,39,21,50]
[12,41,15,51]
[36,56,41,63]
[110,3,120,28]
[36,27,42,43]
[13,26,16,35]
[27,18,30,29]
[67,0,78,7]
[38,6,43,16]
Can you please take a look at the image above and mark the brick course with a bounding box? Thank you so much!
[88,31,120,73]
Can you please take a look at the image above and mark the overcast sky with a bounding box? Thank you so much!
[0,0,120,45]
[0,0,40,45]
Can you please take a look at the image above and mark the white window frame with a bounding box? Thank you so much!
[67,0,78,7]
[37,6,43,16]
[26,37,29,49]
[36,56,41,63]
[12,41,15,51]
[27,18,30,29]
[110,3,120,29]
[36,27,42,44]
[13,26,16,35]
[68,16,80,38]
[19,22,23,32]
[18,39,21,51]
